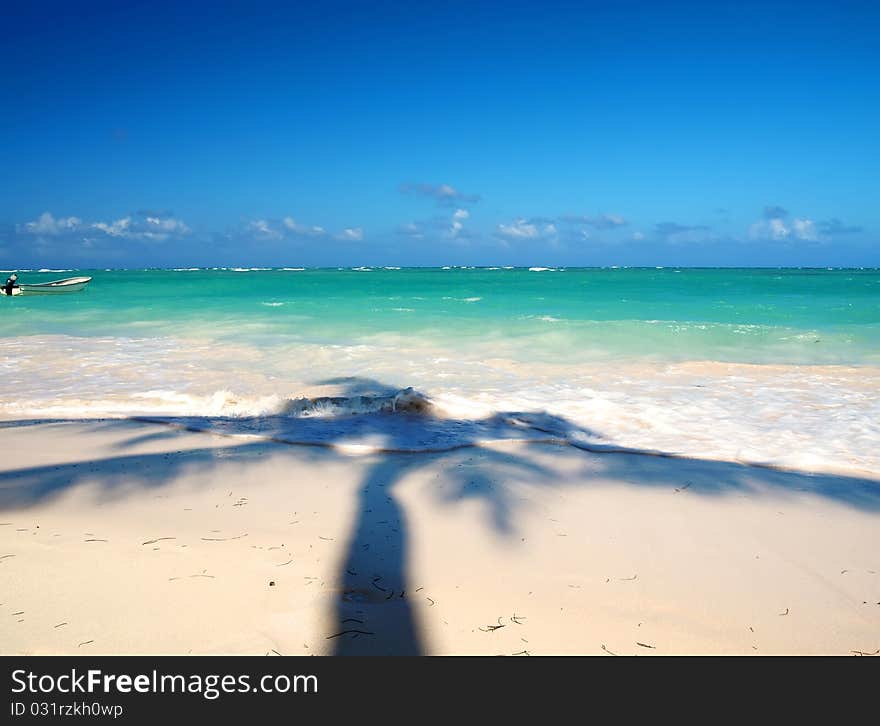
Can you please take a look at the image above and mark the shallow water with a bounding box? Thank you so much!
[2,268,878,474]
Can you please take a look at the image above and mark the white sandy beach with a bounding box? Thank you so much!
[2,416,878,655]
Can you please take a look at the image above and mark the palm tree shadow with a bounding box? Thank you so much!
[331,456,422,655]
[2,377,879,656]
[306,378,561,655]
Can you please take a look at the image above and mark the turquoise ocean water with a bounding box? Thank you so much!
[2,267,879,473]
[3,267,879,364]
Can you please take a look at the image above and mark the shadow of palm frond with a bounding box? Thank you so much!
[1,377,878,655]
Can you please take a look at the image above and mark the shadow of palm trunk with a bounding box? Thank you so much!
[331,457,423,655]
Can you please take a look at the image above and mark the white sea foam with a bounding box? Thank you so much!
[528,267,556,272]
[1,334,877,475]
[281,267,306,271]
[519,314,563,322]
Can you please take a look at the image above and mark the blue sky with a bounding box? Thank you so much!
[2,0,878,267]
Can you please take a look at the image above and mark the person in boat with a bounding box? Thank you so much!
[3,273,17,296]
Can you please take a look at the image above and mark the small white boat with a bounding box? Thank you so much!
[7,276,92,296]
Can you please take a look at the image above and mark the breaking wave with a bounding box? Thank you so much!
[281,387,433,417]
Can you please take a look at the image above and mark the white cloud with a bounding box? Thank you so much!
[338,227,364,241]
[792,218,818,241]
[92,217,132,237]
[769,218,790,239]
[497,220,537,239]
[20,212,83,235]
[251,217,321,240]
[19,211,190,242]
[142,217,190,239]
[495,218,557,241]
[398,208,471,241]
[244,216,361,243]
[749,214,820,242]
[449,208,469,238]
[282,217,326,237]
[248,219,283,240]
